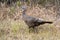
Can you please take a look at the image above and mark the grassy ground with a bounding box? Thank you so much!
[0,19,60,40]
[0,5,60,40]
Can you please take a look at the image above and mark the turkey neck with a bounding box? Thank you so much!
[22,10,26,15]
[22,10,27,18]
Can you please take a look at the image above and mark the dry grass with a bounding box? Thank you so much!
[0,19,60,40]
[0,5,60,40]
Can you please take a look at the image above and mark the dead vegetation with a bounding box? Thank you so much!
[0,4,60,40]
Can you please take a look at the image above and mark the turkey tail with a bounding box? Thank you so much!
[45,21,53,24]
[42,21,53,24]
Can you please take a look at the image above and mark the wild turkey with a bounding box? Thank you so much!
[21,6,53,29]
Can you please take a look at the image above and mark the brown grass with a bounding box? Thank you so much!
[0,5,60,40]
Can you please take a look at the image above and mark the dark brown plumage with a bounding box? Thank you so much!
[22,6,53,29]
